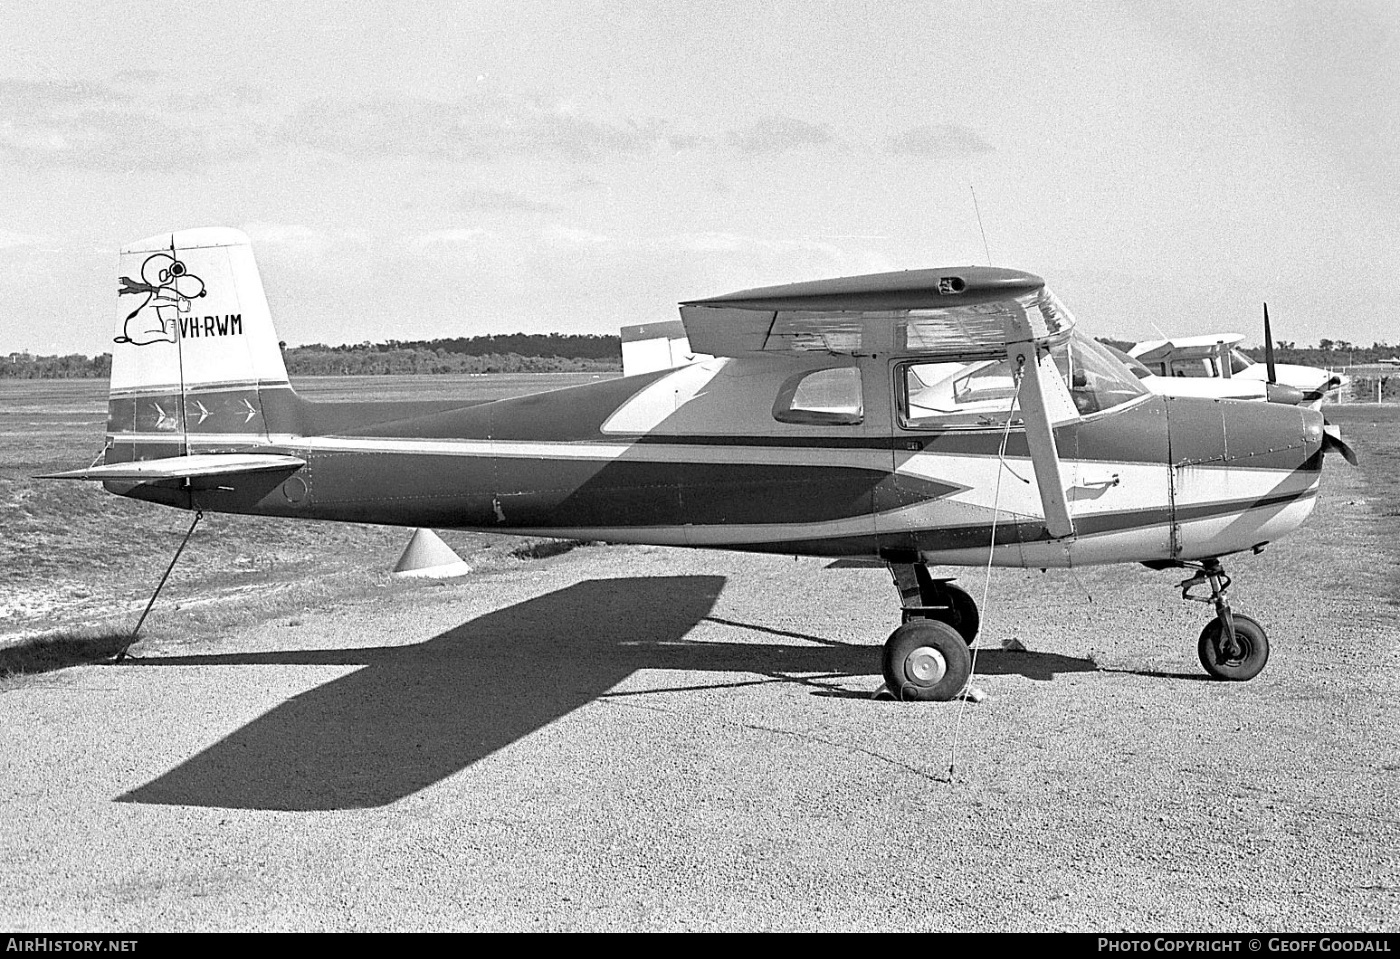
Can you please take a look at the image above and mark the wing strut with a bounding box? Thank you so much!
[1005,321,1075,540]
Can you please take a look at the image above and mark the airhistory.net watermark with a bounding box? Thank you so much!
[5,941,136,953]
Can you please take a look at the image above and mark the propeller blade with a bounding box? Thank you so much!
[1322,422,1358,466]
[1263,302,1277,384]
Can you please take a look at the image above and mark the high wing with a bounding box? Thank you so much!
[680,265,1078,537]
[39,453,306,482]
[678,266,1072,357]
[1128,333,1245,359]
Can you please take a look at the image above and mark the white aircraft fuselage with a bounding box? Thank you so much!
[45,229,1354,693]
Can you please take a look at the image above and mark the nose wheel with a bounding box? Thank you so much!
[1178,559,1271,681]
[1198,613,1269,681]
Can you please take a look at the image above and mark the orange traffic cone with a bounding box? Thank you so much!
[392,528,472,579]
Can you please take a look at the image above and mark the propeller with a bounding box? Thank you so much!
[1260,301,1304,405]
[1263,302,1277,384]
[1270,301,1361,465]
[1322,426,1359,466]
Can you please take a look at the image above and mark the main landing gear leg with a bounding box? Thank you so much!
[1178,558,1270,681]
[880,562,979,701]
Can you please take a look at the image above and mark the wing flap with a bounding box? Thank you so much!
[40,453,306,481]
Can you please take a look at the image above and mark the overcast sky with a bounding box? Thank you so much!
[2,0,1396,354]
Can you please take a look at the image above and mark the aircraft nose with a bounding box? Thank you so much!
[1235,401,1323,466]
[1164,396,1321,469]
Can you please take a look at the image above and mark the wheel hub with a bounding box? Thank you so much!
[905,645,947,686]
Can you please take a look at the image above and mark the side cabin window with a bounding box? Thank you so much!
[772,367,863,426]
[1170,357,1219,378]
[899,358,1023,430]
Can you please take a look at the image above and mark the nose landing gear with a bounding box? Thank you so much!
[887,562,980,643]
[880,562,981,701]
[1178,558,1271,681]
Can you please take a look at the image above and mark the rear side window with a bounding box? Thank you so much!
[773,367,863,425]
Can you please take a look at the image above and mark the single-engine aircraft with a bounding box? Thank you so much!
[44,228,1356,701]
[1129,331,1346,410]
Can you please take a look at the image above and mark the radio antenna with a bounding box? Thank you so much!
[970,185,992,266]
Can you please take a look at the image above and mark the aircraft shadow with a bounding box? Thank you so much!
[116,575,1094,812]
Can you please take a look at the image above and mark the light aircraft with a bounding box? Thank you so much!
[45,228,1356,701]
[1380,358,1400,368]
[1130,328,1346,410]
[1100,343,1277,403]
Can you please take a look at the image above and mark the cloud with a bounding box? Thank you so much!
[665,133,714,151]
[887,123,995,157]
[451,187,554,213]
[280,92,652,163]
[540,224,612,246]
[0,79,855,173]
[0,229,40,250]
[406,228,496,251]
[0,79,117,121]
[110,69,166,86]
[727,116,834,154]
[0,78,264,170]
[240,223,343,260]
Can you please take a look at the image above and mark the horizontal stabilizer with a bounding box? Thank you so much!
[40,453,305,481]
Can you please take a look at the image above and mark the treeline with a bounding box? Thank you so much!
[1095,338,1396,367]
[323,333,623,361]
[0,333,624,378]
[285,333,622,374]
[283,347,618,375]
[0,353,112,379]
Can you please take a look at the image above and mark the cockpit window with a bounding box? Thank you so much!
[897,330,1147,429]
[1229,349,1255,374]
[1055,332,1150,415]
[1103,344,1154,380]
[773,366,863,425]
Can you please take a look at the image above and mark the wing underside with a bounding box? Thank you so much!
[679,267,1074,358]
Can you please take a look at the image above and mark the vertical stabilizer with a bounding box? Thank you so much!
[107,228,290,460]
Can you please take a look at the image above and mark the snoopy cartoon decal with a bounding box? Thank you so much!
[116,253,206,345]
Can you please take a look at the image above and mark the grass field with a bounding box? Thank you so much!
[0,374,615,650]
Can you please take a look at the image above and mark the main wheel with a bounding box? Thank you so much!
[1197,613,1270,681]
[925,582,980,646]
[881,619,972,702]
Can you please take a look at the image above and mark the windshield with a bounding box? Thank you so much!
[1055,331,1151,415]
[1229,349,1256,374]
[1103,343,1154,380]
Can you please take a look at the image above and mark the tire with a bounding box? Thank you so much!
[1197,613,1270,681]
[881,619,972,702]
[925,582,980,646]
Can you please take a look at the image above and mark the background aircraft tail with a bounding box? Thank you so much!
[106,228,292,459]
[620,320,711,376]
